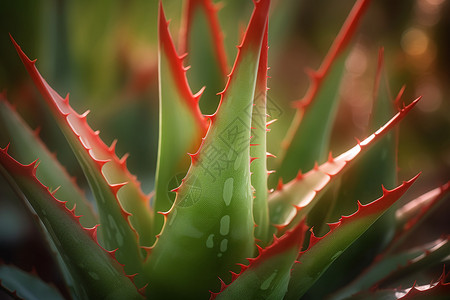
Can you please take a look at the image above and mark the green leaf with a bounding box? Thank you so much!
[0,96,98,228]
[375,237,450,289]
[152,1,209,240]
[144,1,270,298]
[389,180,450,254]
[273,0,371,185]
[285,175,419,300]
[250,22,270,245]
[180,0,229,115]
[11,37,149,285]
[304,51,402,298]
[212,221,306,300]
[0,264,64,300]
[0,147,143,299]
[268,98,419,235]
[332,237,449,299]
[343,271,450,300]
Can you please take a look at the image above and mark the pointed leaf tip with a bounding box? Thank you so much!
[158,1,208,132]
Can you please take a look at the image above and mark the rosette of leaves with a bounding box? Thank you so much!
[0,0,448,299]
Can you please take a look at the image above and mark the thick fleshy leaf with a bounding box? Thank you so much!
[285,175,419,300]
[273,0,371,185]
[250,22,270,245]
[331,182,449,299]
[0,96,98,228]
[397,270,450,299]
[324,49,398,228]
[0,264,64,300]
[374,237,450,289]
[305,50,402,298]
[179,0,228,114]
[268,98,419,234]
[144,1,270,298]
[332,237,449,299]
[391,180,450,253]
[0,147,143,299]
[11,37,148,284]
[152,1,208,240]
[344,270,450,300]
[212,221,305,300]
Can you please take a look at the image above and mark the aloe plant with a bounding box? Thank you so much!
[0,0,449,299]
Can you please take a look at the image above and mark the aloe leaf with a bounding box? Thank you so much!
[11,37,149,283]
[332,237,449,299]
[285,175,419,300]
[179,0,228,114]
[331,181,450,299]
[144,1,270,298]
[268,98,420,234]
[273,0,371,185]
[345,270,450,300]
[0,147,143,299]
[375,237,450,288]
[0,264,64,300]
[305,51,403,298]
[152,1,209,240]
[250,22,270,245]
[329,49,398,223]
[397,271,450,300]
[212,220,305,300]
[389,180,450,254]
[0,96,98,228]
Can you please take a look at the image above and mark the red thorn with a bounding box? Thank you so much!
[33,126,42,136]
[296,170,304,180]
[109,139,118,152]
[119,153,129,166]
[266,152,276,158]
[394,85,406,111]
[80,110,90,119]
[266,119,277,126]
[110,182,127,195]
[51,186,61,195]
[313,162,319,170]
[276,178,284,191]
[138,284,148,296]
[188,152,199,164]
[250,157,258,163]
[179,53,188,60]
[328,151,334,162]
[194,86,206,100]
[158,210,170,216]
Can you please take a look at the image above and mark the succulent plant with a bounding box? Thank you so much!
[0,0,449,299]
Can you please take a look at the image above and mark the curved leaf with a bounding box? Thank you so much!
[152,1,208,240]
[212,221,305,300]
[179,0,229,114]
[144,1,270,298]
[268,98,419,234]
[0,264,64,300]
[0,147,143,299]
[273,0,371,184]
[11,37,148,285]
[250,22,270,245]
[285,175,419,299]
[0,96,98,228]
